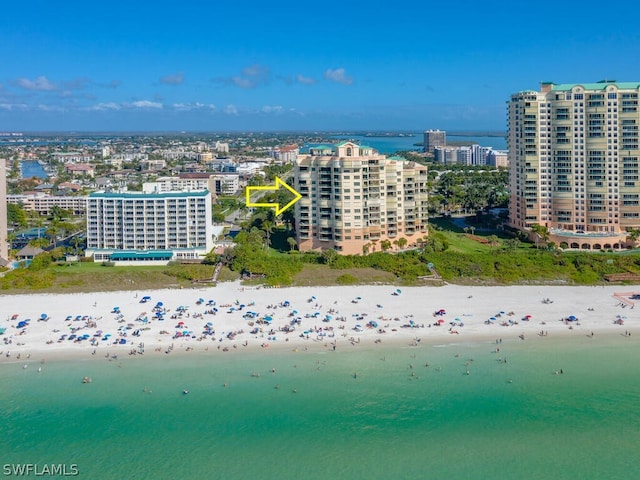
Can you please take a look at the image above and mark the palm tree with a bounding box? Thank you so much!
[322,248,338,266]
[261,220,274,249]
[287,236,297,251]
[397,237,408,250]
[626,228,640,245]
[45,225,59,246]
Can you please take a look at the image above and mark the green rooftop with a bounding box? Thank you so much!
[109,250,174,261]
[550,81,640,91]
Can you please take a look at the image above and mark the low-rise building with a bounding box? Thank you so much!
[7,193,88,215]
[64,163,95,177]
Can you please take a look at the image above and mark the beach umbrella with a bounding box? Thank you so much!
[490,317,497,321]
[206,322,213,327]
[40,313,48,320]
[568,315,577,321]
[396,289,402,294]
[156,302,164,307]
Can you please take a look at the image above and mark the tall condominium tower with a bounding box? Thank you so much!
[423,129,446,153]
[508,81,640,250]
[294,141,429,255]
[0,159,8,261]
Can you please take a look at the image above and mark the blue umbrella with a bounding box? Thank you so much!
[40,313,48,319]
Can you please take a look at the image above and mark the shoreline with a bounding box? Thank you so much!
[1,282,637,365]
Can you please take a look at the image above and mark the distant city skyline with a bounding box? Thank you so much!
[2,1,640,131]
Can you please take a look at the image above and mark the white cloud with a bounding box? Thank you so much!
[0,103,28,111]
[88,102,122,111]
[296,74,316,85]
[323,68,353,85]
[172,102,216,112]
[15,76,58,91]
[224,104,238,115]
[131,100,163,109]
[159,72,185,85]
[37,104,66,112]
[261,105,283,114]
[231,76,255,89]
[214,64,271,89]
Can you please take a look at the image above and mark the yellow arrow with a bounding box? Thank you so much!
[245,176,302,215]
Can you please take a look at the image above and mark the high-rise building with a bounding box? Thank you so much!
[508,81,640,250]
[423,129,446,153]
[0,159,8,261]
[294,141,429,255]
[434,146,458,164]
[85,190,213,263]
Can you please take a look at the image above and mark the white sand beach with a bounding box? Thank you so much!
[1,282,638,362]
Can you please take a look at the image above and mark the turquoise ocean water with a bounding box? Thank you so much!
[2,335,639,479]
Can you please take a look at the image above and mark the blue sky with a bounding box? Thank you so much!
[2,0,640,132]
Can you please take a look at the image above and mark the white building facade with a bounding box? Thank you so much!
[85,190,213,263]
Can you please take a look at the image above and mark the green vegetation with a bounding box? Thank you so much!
[0,259,219,293]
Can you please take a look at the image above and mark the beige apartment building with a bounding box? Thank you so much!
[294,142,429,255]
[509,81,640,250]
